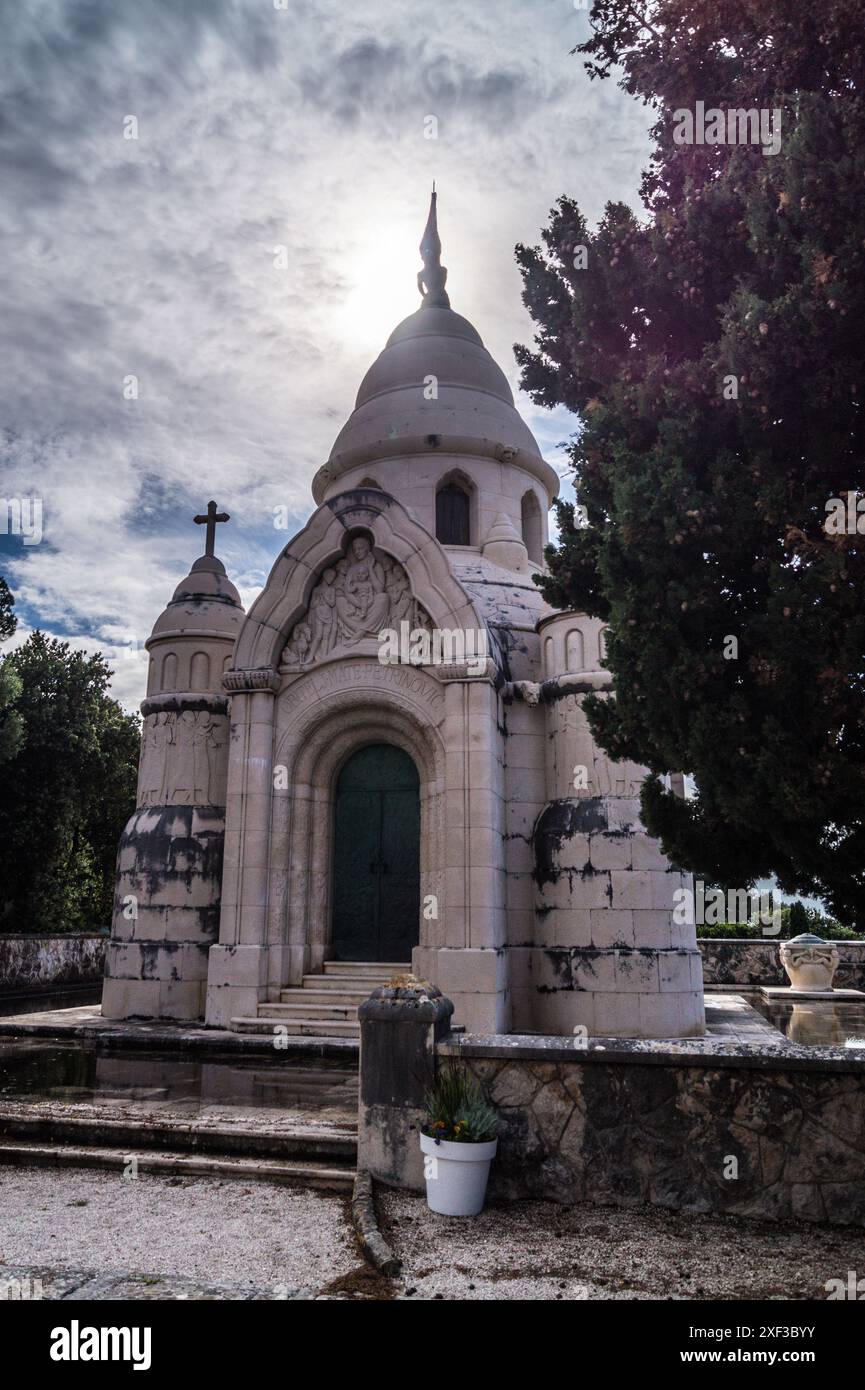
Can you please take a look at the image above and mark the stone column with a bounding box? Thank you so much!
[412,659,508,1034]
[205,667,280,1027]
[358,982,454,1190]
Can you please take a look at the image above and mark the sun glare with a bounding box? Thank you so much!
[336,222,423,354]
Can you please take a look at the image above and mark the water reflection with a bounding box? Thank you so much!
[0,1039,357,1121]
[753,997,865,1048]
[0,987,101,1018]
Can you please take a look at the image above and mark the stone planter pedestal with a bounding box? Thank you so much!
[761,933,865,1002]
[358,981,454,1191]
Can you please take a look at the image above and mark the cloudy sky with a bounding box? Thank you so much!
[0,0,651,710]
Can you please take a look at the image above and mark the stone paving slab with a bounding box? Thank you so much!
[442,994,865,1072]
[0,1005,359,1059]
[0,1263,315,1300]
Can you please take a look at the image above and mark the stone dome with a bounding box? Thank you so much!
[312,190,559,505]
[149,554,244,643]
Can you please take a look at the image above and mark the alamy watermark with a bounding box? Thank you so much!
[825,1270,865,1299]
[1,496,42,545]
[824,492,865,535]
[50,1322,151,1370]
[672,102,782,157]
[673,881,781,935]
[378,620,488,676]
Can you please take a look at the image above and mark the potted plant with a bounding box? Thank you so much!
[419,1062,498,1216]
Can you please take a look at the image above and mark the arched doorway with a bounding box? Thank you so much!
[331,744,420,962]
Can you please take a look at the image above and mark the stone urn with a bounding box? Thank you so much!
[780,933,840,993]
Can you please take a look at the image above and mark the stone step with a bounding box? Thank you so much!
[265,1001,360,1021]
[283,988,369,1007]
[232,1016,360,1038]
[322,961,409,975]
[0,1107,357,1161]
[301,974,396,992]
[0,1140,354,1191]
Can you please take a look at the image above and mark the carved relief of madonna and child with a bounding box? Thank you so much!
[280,535,430,669]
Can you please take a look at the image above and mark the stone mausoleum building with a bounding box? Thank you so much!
[103,195,705,1041]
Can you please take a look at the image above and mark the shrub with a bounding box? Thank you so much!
[422,1062,498,1144]
[698,903,864,941]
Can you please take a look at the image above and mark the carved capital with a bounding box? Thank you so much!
[222,667,281,694]
[435,657,498,683]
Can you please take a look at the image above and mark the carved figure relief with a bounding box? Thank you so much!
[280,537,430,669]
[558,695,645,799]
[139,709,229,807]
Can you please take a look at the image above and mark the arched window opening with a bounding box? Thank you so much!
[436,479,471,545]
[566,629,584,673]
[161,651,178,692]
[521,490,543,565]
[190,651,210,691]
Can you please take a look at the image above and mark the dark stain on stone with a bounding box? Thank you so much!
[113,806,225,955]
[141,696,228,717]
[532,799,609,887]
[540,677,600,702]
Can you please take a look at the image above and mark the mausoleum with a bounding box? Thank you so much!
[103,194,705,1040]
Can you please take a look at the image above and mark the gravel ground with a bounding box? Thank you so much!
[378,1191,865,1301]
[0,1166,359,1294]
[4,1165,863,1301]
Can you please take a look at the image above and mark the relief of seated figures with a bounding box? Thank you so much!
[280,536,430,668]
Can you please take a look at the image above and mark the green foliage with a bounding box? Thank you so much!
[517,2,865,925]
[786,900,809,937]
[0,576,23,765]
[698,903,863,940]
[0,658,24,765]
[0,577,16,642]
[0,631,139,932]
[423,1062,498,1144]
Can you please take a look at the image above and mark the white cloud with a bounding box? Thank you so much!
[0,0,651,711]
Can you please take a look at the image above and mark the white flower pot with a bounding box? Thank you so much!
[419,1132,498,1216]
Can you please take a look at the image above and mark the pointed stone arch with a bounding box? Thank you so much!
[229,490,485,674]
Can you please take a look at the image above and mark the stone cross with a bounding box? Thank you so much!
[194,500,230,557]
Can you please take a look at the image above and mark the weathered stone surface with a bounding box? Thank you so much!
[447,1031,865,1227]
[103,806,225,1023]
[0,935,106,993]
[357,984,453,1191]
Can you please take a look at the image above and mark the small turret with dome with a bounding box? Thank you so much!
[102,505,245,1022]
[145,501,244,699]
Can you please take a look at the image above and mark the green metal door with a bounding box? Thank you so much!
[331,744,420,962]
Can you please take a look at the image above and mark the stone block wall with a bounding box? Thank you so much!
[102,805,224,1021]
[513,614,705,1040]
[443,1034,865,1227]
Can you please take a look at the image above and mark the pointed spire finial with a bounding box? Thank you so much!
[417,185,450,309]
